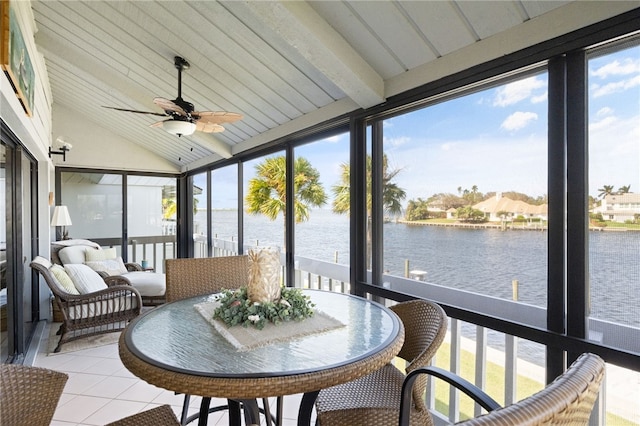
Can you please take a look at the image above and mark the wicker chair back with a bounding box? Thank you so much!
[105,404,180,426]
[0,364,68,426]
[165,255,249,302]
[399,352,606,426]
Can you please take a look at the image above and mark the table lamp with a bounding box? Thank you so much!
[51,205,72,240]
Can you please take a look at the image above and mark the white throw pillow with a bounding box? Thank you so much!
[58,246,88,265]
[49,265,80,295]
[85,247,117,261]
[64,264,108,294]
[85,257,128,276]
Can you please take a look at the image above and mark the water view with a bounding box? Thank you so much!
[198,209,640,329]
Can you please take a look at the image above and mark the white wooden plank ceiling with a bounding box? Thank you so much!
[29,0,629,171]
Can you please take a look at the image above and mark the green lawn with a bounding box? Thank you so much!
[601,221,640,230]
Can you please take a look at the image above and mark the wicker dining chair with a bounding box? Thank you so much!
[105,404,180,426]
[165,255,249,302]
[315,299,448,426]
[165,255,280,426]
[0,364,69,426]
[399,352,605,426]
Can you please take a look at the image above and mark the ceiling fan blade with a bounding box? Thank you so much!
[102,105,167,117]
[196,121,225,133]
[194,111,243,124]
[149,120,165,128]
[153,97,187,116]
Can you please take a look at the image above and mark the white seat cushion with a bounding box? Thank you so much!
[124,271,166,297]
[68,295,139,319]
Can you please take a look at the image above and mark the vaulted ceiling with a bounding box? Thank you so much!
[30,1,636,172]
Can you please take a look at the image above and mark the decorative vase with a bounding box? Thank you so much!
[247,247,282,304]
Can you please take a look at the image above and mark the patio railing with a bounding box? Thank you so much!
[95,236,638,425]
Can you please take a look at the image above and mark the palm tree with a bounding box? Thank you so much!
[617,185,631,194]
[245,155,327,234]
[597,185,615,199]
[332,154,406,267]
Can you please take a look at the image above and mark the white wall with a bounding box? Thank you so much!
[51,104,179,173]
[1,0,54,256]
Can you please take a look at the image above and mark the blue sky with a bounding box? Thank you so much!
[196,44,639,208]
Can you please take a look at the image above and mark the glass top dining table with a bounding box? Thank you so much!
[119,289,405,425]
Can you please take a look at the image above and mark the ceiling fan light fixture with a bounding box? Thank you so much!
[163,120,196,136]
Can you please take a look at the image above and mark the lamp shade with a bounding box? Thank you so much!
[51,206,72,227]
[163,120,196,136]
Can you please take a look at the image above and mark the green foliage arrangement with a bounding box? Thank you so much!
[213,287,315,330]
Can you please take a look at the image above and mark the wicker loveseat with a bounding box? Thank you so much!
[31,256,142,352]
[51,239,166,306]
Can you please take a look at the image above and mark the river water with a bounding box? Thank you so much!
[200,209,640,329]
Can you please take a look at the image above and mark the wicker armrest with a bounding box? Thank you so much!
[125,262,143,271]
[399,366,501,425]
[61,284,142,304]
[104,275,133,287]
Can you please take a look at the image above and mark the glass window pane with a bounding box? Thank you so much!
[243,152,286,251]
[0,144,5,295]
[212,165,238,257]
[61,172,123,241]
[294,133,350,290]
[588,42,640,334]
[381,71,549,312]
[193,172,208,258]
[127,176,177,271]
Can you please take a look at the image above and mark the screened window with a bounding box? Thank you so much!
[587,40,640,330]
[212,165,239,257]
[193,171,208,258]
[243,152,286,252]
[293,133,350,291]
[379,71,549,309]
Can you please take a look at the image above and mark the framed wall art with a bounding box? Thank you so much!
[1,0,35,116]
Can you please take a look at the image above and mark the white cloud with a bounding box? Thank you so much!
[590,58,640,79]
[531,92,548,104]
[493,76,546,107]
[596,107,614,118]
[592,75,640,98]
[589,116,618,132]
[500,112,538,131]
[384,136,410,147]
[325,135,341,143]
[441,143,455,151]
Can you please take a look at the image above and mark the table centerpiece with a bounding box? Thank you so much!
[212,247,315,330]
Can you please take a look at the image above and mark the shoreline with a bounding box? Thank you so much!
[398,220,640,232]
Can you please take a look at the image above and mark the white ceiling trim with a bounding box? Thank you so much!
[385,1,640,98]
[240,1,384,109]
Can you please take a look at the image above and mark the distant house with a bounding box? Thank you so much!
[592,193,640,223]
[472,193,548,222]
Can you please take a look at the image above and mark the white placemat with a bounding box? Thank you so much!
[194,300,345,352]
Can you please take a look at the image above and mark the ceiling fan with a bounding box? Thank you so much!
[103,56,242,137]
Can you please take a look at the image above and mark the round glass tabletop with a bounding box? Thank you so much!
[125,289,402,379]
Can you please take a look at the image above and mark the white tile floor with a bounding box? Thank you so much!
[34,322,313,426]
